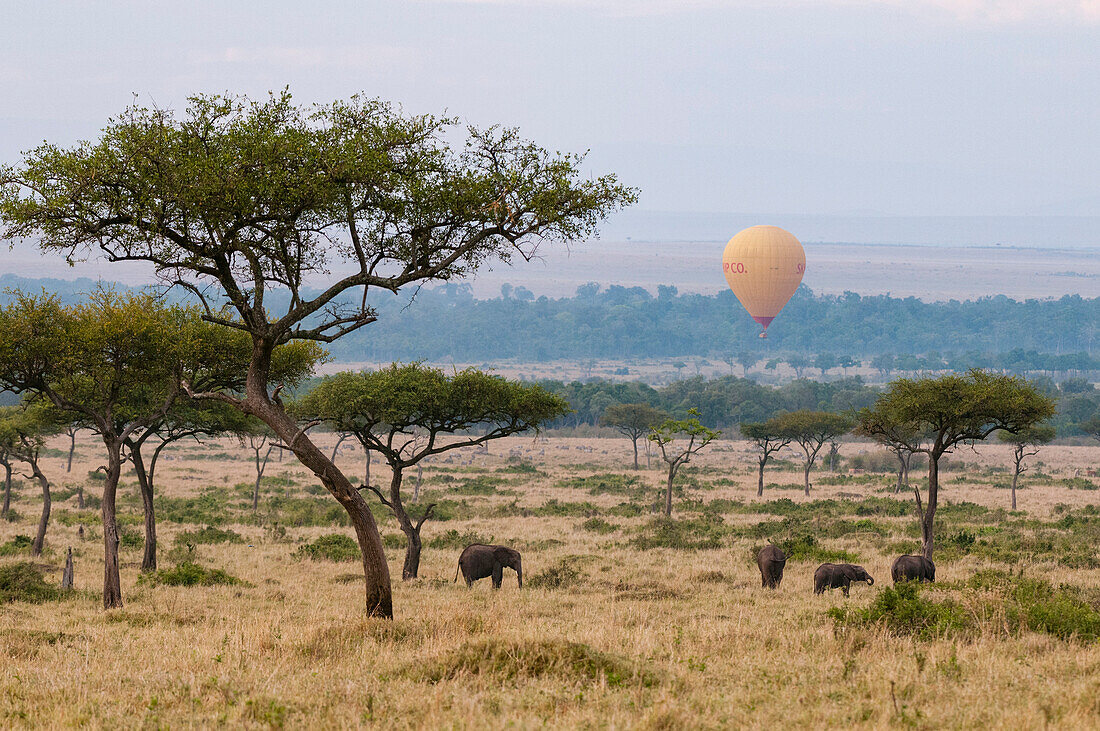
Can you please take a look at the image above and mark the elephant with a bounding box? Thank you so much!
[891,555,935,584]
[813,563,874,596]
[757,544,787,589]
[454,544,522,589]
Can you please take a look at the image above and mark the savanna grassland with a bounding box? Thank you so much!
[2,433,1100,729]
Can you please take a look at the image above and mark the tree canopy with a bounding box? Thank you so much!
[600,402,669,469]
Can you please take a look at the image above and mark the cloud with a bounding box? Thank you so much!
[420,0,1100,23]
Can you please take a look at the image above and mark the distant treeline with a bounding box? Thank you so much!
[528,374,1098,437]
[323,282,1098,362]
[2,274,1097,364]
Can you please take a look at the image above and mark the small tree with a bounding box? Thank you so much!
[1082,414,1100,445]
[124,400,246,571]
[0,403,60,556]
[741,418,794,497]
[773,410,854,495]
[600,403,668,470]
[736,351,758,378]
[296,364,569,579]
[649,409,719,517]
[63,422,86,473]
[242,418,279,512]
[0,407,17,519]
[858,371,1055,560]
[999,425,1056,510]
[814,353,838,377]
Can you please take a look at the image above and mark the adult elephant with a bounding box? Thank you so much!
[454,544,522,589]
[813,563,874,596]
[891,555,935,584]
[757,544,787,589]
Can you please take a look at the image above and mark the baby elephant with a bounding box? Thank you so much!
[454,544,522,589]
[891,555,935,584]
[813,563,874,596]
[757,544,787,589]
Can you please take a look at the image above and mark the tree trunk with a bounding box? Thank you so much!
[101,440,124,609]
[803,460,811,496]
[895,452,905,494]
[757,459,766,497]
[386,468,424,581]
[631,436,639,470]
[61,547,74,590]
[251,442,272,512]
[1011,469,1020,511]
[77,486,85,510]
[1,461,11,517]
[130,441,157,572]
[920,456,940,561]
[365,448,371,486]
[664,465,676,517]
[67,430,77,473]
[330,432,349,463]
[244,349,391,617]
[31,460,50,558]
[413,464,422,503]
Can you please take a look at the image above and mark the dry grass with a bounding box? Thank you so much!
[1,432,1099,728]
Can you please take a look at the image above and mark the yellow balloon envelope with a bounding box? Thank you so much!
[722,225,805,337]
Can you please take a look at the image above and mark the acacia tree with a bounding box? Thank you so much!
[773,410,853,495]
[242,418,279,511]
[0,92,633,617]
[0,407,17,519]
[740,418,795,498]
[0,403,59,556]
[649,409,720,517]
[999,425,1056,510]
[858,371,1055,560]
[0,290,317,607]
[64,423,85,472]
[1082,414,1100,445]
[600,403,668,470]
[297,364,569,580]
[125,400,247,571]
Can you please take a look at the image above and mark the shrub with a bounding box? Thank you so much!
[174,526,245,546]
[830,583,974,640]
[138,561,244,587]
[427,529,494,550]
[629,516,730,551]
[534,499,600,517]
[559,473,646,497]
[581,517,618,534]
[0,562,63,603]
[0,535,34,556]
[776,534,858,563]
[451,476,513,496]
[526,560,583,590]
[293,534,360,562]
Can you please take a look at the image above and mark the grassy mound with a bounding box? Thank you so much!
[0,562,63,603]
[174,526,245,545]
[137,562,245,588]
[404,639,660,687]
[293,534,360,562]
[526,560,583,590]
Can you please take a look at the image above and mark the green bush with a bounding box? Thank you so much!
[174,526,245,546]
[534,499,600,517]
[0,562,63,603]
[629,516,730,551]
[776,534,858,563]
[526,560,583,590]
[293,534,360,562]
[137,561,245,587]
[558,473,645,497]
[0,535,33,556]
[829,583,974,640]
[427,529,494,550]
[580,517,618,534]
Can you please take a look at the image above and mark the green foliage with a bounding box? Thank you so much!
[426,529,494,550]
[629,516,729,551]
[526,560,583,590]
[774,534,859,563]
[558,472,644,496]
[173,526,245,546]
[0,562,63,603]
[580,517,618,534]
[137,562,244,587]
[293,534,360,562]
[451,476,512,496]
[0,535,34,556]
[832,573,1100,643]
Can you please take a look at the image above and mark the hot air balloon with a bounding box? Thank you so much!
[722,225,805,338]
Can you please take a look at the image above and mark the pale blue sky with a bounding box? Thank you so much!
[2,0,1097,219]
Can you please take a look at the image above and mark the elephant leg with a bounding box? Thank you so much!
[492,564,503,589]
[842,581,850,597]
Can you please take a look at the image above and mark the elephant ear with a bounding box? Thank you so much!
[843,565,863,579]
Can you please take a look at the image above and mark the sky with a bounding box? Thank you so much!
[1,0,1098,225]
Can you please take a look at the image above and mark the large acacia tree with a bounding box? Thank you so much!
[858,370,1055,560]
[0,92,634,616]
[0,290,317,607]
[296,364,569,580]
